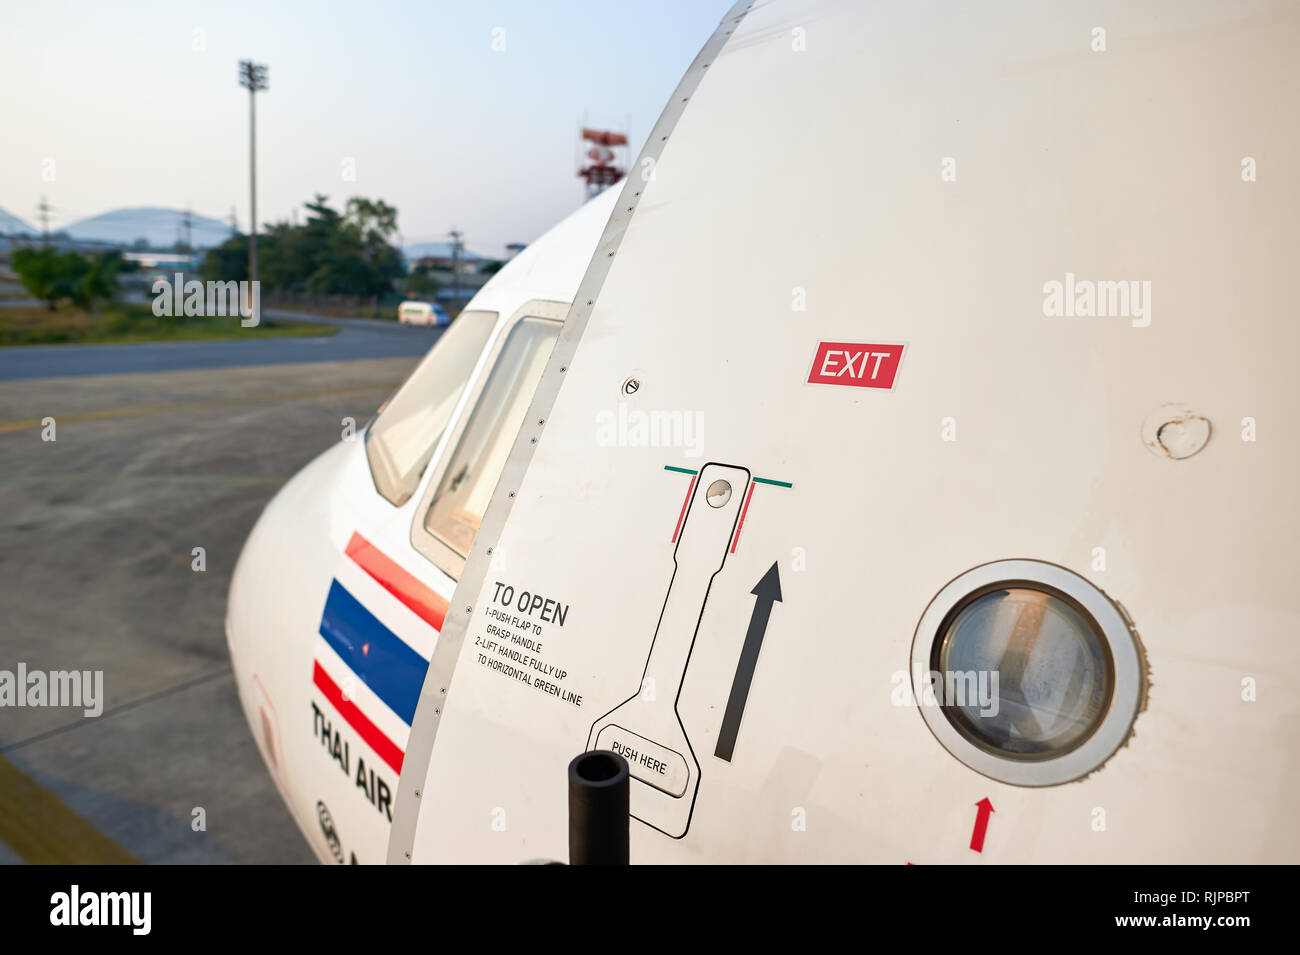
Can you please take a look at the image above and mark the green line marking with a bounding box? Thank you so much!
[663,466,790,487]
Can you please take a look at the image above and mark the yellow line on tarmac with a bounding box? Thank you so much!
[0,752,140,864]
[0,383,391,436]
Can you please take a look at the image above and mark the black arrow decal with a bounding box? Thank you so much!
[714,562,782,762]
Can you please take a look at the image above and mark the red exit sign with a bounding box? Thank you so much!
[807,341,905,390]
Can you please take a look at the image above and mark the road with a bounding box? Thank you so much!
[0,309,436,382]
[0,344,424,863]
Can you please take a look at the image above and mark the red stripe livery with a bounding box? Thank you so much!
[345,531,448,631]
[312,661,405,774]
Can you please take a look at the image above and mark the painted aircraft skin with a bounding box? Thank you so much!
[226,186,620,863]
[232,0,1300,865]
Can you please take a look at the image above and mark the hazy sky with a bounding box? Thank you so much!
[0,0,731,256]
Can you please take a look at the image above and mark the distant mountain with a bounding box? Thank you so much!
[0,207,35,236]
[403,240,492,262]
[63,207,234,249]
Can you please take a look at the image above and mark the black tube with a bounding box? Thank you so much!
[568,750,630,865]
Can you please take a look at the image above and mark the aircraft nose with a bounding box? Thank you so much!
[226,441,353,778]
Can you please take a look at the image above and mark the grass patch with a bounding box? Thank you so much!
[0,303,338,346]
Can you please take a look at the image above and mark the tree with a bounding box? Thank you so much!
[404,262,441,298]
[201,233,250,284]
[342,197,403,302]
[344,197,398,244]
[12,247,124,311]
[13,247,91,309]
[202,194,405,304]
[73,250,124,310]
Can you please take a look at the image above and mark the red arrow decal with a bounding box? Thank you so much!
[970,797,994,853]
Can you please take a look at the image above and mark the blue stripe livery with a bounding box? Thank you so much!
[318,579,427,725]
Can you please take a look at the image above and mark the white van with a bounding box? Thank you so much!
[397,300,450,327]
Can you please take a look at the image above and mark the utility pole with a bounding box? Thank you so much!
[182,205,193,250]
[36,195,52,246]
[238,59,268,319]
[449,228,463,308]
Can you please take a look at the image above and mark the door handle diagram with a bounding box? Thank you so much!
[586,462,750,838]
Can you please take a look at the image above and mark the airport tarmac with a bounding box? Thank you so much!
[0,353,422,863]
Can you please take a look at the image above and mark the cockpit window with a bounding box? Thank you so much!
[422,317,560,556]
[365,311,496,506]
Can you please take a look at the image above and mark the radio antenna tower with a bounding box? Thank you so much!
[577,127,627,200]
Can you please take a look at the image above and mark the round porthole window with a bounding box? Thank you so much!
[910,560,1144,786]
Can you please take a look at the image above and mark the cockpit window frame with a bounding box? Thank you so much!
[408,298,570,580]
[364,309,498,507]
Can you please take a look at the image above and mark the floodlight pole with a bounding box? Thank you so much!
[238,60,268,321]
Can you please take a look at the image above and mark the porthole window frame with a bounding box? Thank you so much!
[910,559,1144,787]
